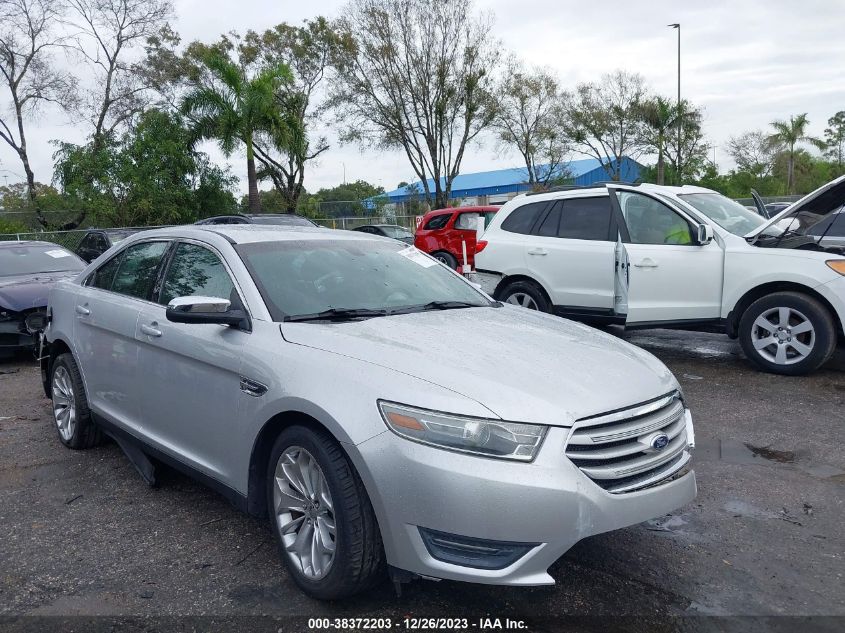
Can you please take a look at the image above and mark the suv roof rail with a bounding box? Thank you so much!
[524,181,641,196]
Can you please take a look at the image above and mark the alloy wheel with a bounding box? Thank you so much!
[273,446,336,580]
[751,306,815,365]
[505,292,539,310]
[52,366,76,441]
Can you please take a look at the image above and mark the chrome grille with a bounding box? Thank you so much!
[566,392,692,494]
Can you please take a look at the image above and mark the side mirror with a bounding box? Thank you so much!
[695,224,714,245]
[166,296,247,327]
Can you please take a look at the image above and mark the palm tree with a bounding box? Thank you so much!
[639,97,696,185]
[181,51,291,212]
[766,113,824,195]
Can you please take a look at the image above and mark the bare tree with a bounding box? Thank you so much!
[68,0,172,145]
[330,0,499,209]
[493,56,570,188]
[726,130,777,178]
[563,70,647,181]
[0,0,76,221]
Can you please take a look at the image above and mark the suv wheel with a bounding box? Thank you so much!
[51,353,102,449]
[499,280,551,313]
[432,251,458,269]
[267,426,384,600]
[738,292,836,375]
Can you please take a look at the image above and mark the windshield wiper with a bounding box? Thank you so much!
[283,307,389,322]
[389,300,484,315]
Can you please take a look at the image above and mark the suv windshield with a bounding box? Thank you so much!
[678,193,766,236]
[0,244,85,276]
[236,239,491,321]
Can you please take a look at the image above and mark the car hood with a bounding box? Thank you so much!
[281,306,678,427]
[0,271,78,312]
[746,175,845,239]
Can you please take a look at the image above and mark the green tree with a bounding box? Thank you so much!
[823,111,845,171]
[180,49,292,212]
[639,97,703,185]
[766,113,824,194]
[54,109,237,226]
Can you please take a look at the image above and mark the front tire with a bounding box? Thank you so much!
[50,353,102,449]
[498,280,552,313]
[267,425,384,600]
[738,292,836,375]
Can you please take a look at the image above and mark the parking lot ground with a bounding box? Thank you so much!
[0,330,843,627]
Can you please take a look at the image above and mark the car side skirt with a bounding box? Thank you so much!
[92,413,249,514]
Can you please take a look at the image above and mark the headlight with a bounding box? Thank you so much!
[378,401,547,461]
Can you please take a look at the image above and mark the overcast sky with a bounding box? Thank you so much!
[2,0,844,196]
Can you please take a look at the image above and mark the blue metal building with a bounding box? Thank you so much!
[381,157,642,204]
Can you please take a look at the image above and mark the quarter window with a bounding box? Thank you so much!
[500,202,547,235]
[88,253,123,290]
[424,214,451,230]
[159,242,236,307]
[618,192,693,245]
[110,241,169,300]
[559,197,612,241]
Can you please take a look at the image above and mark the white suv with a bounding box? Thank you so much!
[475,177,845,375]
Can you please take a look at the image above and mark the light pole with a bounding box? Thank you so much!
[668,23,681,183]
[341,162,346,185]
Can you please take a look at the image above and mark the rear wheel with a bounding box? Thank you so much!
[738,292,836,375]
[50,353,102,449]
[267,425,384,600]
[432,251,458,269]
[498,280,552,313]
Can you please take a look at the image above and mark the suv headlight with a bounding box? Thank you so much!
[378,401,547,461]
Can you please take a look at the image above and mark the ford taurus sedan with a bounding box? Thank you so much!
[43,225,696,599]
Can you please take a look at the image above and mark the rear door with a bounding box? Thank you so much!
[521,196,619,312]
[608,186,724,324]
[134,240,249,483]
[73,240,170,430]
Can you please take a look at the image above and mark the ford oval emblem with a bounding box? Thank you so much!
[650,433,670,451]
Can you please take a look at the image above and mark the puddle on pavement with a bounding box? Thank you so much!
[696,438,845,483]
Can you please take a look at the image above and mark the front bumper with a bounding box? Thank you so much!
[348,416,697,586]
[0,316,35,350]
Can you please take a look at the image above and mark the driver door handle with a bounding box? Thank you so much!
[634,258,659,268]
[527,248,548,256]
[75,305,90,316]
[140,323,162,338]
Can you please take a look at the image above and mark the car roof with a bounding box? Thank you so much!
[0,240,61,249]
[124,224,388,246]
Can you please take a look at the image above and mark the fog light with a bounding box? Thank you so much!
[418,527,538,570]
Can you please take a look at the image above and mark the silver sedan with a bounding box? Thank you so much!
[43,225,696,599]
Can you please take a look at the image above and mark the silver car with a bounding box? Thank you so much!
[43,225,697,599]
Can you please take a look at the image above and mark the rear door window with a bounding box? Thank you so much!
[559,197,613,241]
[535,204,562,237]
[110,241,170,300]
[500,202,547,235]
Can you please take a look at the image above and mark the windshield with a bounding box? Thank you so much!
[236,239,491,321]
[250,215,316,227]
[379,226,413,239]
[678,193,767,236]
[0,244,85,276]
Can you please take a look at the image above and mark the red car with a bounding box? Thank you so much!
[414,206,499,269]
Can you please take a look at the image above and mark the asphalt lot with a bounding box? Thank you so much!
[0,329,843,627]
